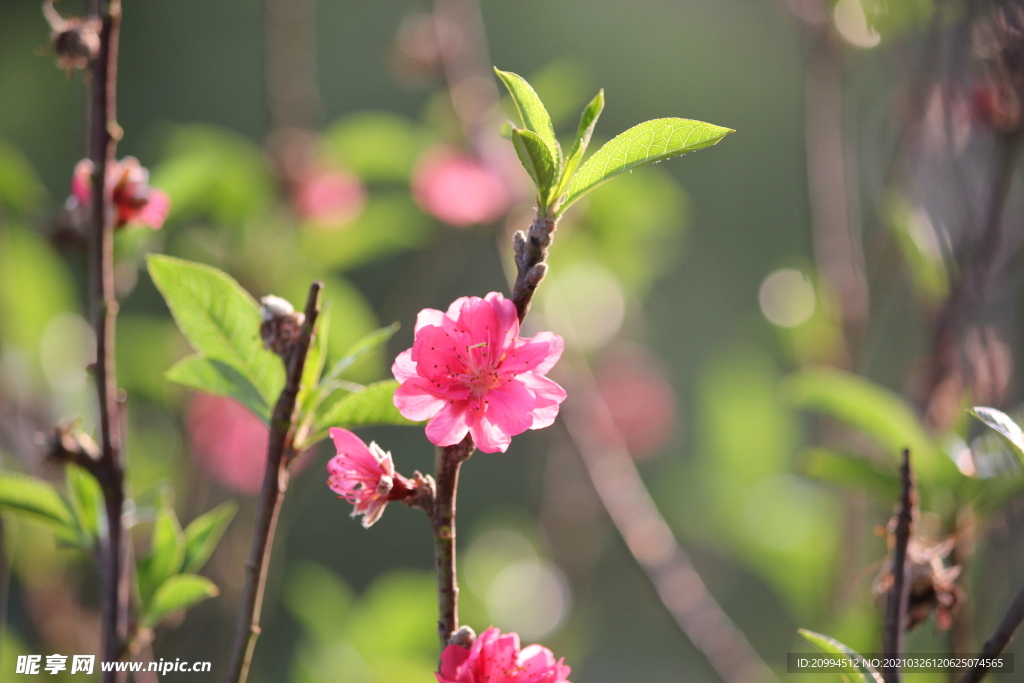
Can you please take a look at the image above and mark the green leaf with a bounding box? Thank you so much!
[143,574,219,628]
[970,406,1024,466]
[166,355,271,423]
[797,629,882,683]
[138,503,185,605]
[182,501,238,574]
[781,368,951,481]
[561,118,733,213]
[307,380,418,447]
[494,68,561,164]
[511,128,558,206]
[797,448,899,503]
[65,465,104,544]
[147,255,284,407]
[556,89,604,199]
[299,307,331,410]
[0,472,80,544]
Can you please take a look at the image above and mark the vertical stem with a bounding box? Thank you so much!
[882,449,914,683]
[958,579,1024,683]
[86,1,127,678]
[224,282,322,683]
[432,437,472,646]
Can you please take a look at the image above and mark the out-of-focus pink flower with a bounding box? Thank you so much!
[591,346,677,460]
[187,393,268,494]
[327,428,413,528]
[411,146,511,226]
[437,626,572,683]
[392,292,566,453]
[294,166,366,228]
[70,156,171,229]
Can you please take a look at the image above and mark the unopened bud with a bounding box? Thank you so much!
[449,625,476,649]
[51,18,100,71]
[260,295,305,357]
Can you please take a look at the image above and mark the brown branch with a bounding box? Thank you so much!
[882,449,914,683]
[431,437,473,645]
[560,363,777,683]
[224,281,323,683]
[83,1,129,679]
[958,579,1024,683]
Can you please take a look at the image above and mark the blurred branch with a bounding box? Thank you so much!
[560,363,777,683]
[224,281,322,683]
[800,11,868,340]
[958,576,1024,683]
[81,0,131,678]
[882,449,914,683]
[265,0,322,130]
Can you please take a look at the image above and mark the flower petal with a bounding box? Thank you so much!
[519,373,567,429]
[425,402,472,447]
[415,307,446,332]
[330,428,372,460]
[392,348,419,383]
[393,378,447,421]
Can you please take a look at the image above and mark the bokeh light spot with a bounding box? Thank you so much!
[758,268,816,328]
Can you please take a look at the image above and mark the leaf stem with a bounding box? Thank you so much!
[224,281,322,683]
[882,449,914,683]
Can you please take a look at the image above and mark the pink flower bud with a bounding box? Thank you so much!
[187,394,269,494]
[293,166,366,228]
[437,626,572,683]
[392,292,566,453]
[68,157,170,230]
[326,428,414,528]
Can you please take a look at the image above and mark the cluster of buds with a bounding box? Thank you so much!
[68,157,170,231]
[43,1,100,72]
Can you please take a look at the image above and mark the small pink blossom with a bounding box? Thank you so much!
[326,428,412,528]
[294,166,366,228]
[392,292,566,453]
[69,156,170,229]
[412,146,511,226]
[187,393,268,494]
[437,626,572,683]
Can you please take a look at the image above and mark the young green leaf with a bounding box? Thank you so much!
[511,128,558,206]
[182,501,238,574]
[797,448,899,503]
[142,574,219,628]
[147,255,284,407]
[65,465,104,543]
[137,503,186,605]
[302,322,400,418]
[307,380,419,447]
[781,368,954,483]
[166,355,271,423]
[298,306,331,410]
[970,406,1024,466]
[797,629,882,683]
[560,118,733,213]
[556,89,604,199]
[0,472,80,544]
[494,68,561,163]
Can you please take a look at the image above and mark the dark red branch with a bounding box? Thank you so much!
[224,282,323,683]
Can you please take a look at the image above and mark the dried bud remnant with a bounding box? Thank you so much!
[44,3,100,71]
[260,295,305,357]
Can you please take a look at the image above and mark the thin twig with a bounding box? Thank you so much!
[83,1,129,679]
[224,281,323,683]
[559,361,777,683]
[431,437,473,645]
[882,449,914,683]
[958,580,1024,683]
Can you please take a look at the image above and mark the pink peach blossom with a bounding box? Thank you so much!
[412,146,511,226]
[437,626,572,683]
[392,292,566,453]
[70,156,170,229]
[187,393,268,494]
[294,166,366,228]
[326,428,412,528]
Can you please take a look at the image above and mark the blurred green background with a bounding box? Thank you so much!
[3,0,1022,681]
